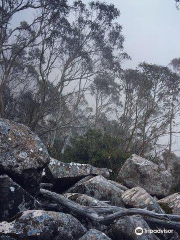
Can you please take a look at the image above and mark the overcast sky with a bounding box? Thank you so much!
[95,0,180,69]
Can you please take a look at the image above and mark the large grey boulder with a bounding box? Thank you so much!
[79,229,111,240]
[45,158,112,192]
[0,210,86,240]
[0,175,40,221]
[107,215,159,240]
[158,193,180,215]
[0,119,50,195]
[122,187,164,214]
[66,175,124,207]
[118,154,174,197]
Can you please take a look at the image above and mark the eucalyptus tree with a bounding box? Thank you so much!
[119,63,180,158]
[119,68,149,153]
[21,0,127,137]
[0,0,68,117]
[136,63,171,156]
[90,72,121,129]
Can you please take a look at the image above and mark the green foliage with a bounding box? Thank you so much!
[60,129,130,179]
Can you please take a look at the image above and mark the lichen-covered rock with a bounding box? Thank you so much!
[79,229,111,240]
[0,175,40,221]
[0,221,17,240]
[158,193,180,215]
[117,154,173,197]
[45,158,112,192]
[122,187,164,214]
[0,119,50,195]
[64,193,110,207]
[0,210,86,240]
[107,215,160,240]
[66,175,124,207]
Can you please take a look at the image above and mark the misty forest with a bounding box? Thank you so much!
[1,1,180,240]
[1,0,180,173]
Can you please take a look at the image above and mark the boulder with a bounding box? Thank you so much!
[79,229,111,240]
[0,210,86,240]
[45,158,112,192]
[107,215,160,240]
[0,119,50,195]
[122,187,164,214]
[0,222,17,240]
[163,153,180,192]
[0,175,40,221]
[158,193,180,214]
[64,193,110,207]
[117,154,174,197]
[66,175,124,207]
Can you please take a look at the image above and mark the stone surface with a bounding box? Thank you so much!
[122,187,164,214]
[45,158,112,192]
[66,175,124,207]
[65,175,94,193]
[0,210,86,240]
[0,175,40,221]
[118,154,174,197]
[107,215,160,240]
[0,221,17,240]
[164,153,180,192]
[79,229,111,240]
[158,193,180,215]
[108,180,129,191]
[0,118,50,195]
[64,193,110,207]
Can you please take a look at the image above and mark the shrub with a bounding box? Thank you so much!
[60,129,130,179]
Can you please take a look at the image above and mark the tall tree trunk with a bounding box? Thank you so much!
[125,103,138,153]
[166,97,174,170]
[95,94,99,129]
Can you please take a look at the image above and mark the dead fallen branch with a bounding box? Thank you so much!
[40,189,180,230]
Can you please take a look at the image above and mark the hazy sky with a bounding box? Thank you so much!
[93,0,180,69]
